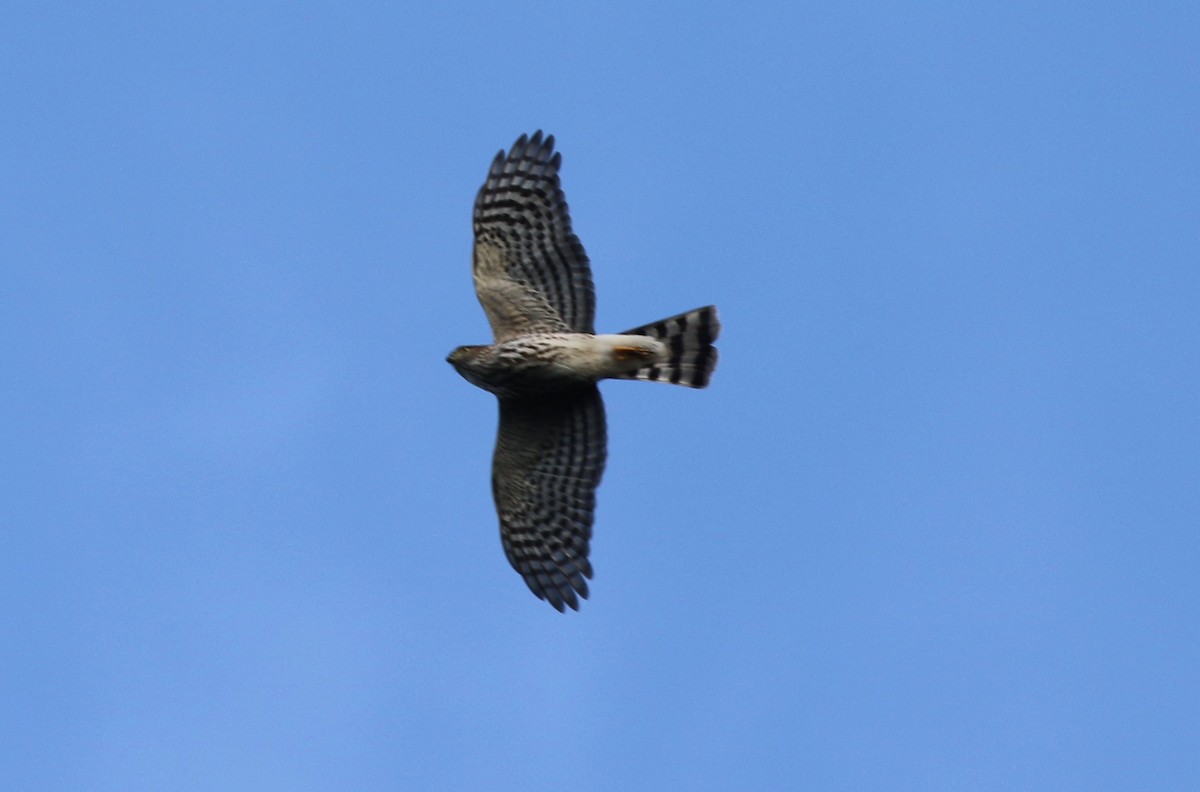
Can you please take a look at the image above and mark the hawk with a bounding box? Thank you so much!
[447,131,720,611]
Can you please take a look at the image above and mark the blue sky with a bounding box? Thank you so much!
[3,2,1197,789]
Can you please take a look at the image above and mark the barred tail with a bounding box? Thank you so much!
[617,305,720,388]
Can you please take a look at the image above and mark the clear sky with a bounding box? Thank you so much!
[3,2,1197,790]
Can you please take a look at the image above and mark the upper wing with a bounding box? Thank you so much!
[472,131,596,341]
[492,386,607,612]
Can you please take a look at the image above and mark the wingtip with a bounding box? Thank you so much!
[527,576,589,613]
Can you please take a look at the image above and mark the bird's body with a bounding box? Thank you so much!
[448,131,719,611]
[449,333,662,396]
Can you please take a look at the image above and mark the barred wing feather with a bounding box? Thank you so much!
[472,131,596,341]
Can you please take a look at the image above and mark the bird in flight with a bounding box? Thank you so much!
[447,131,720,611]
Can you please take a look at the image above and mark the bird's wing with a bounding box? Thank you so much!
[472,131,596,342]
[492,386,606,611]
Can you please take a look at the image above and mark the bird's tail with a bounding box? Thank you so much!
[615,305,720,388]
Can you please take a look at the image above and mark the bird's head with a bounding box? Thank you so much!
[446,345,484,369]
[446,345,502,393]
